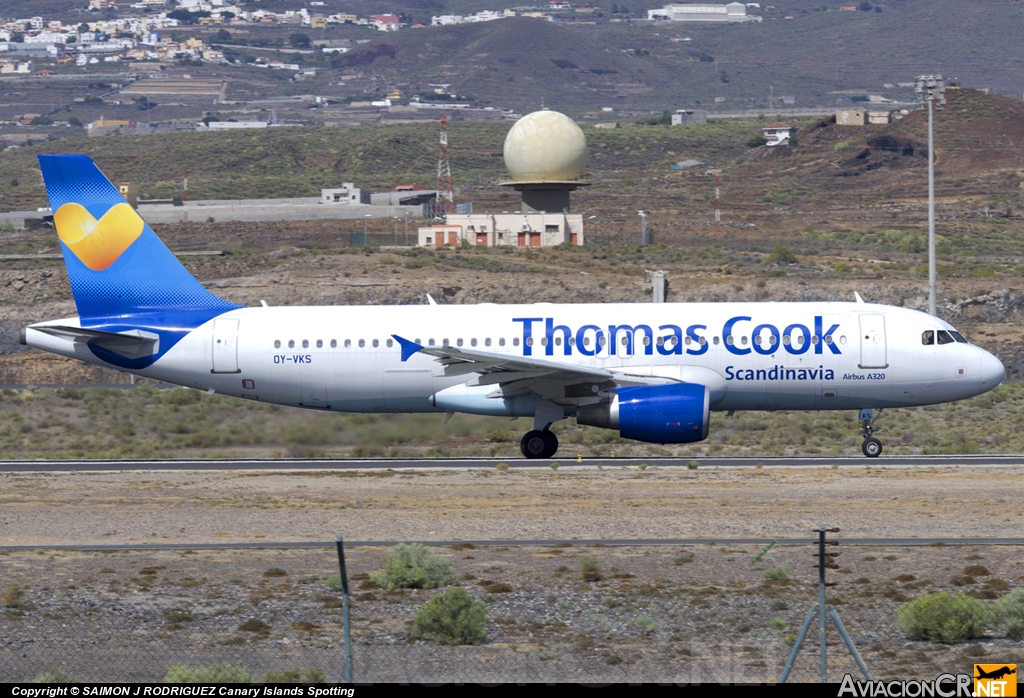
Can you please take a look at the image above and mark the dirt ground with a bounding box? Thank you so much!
[2,465,1023,546]
[1,466,1022,684]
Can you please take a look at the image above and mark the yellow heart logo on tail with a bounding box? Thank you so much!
[53,202,144,271]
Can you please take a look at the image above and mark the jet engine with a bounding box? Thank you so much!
[576,383,710,444]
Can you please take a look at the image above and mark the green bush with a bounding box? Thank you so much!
[260,667,326,683]
[895,592,991,643]
[164,663,253,683]
[994,588,1024,639]
[766,246,797,265]
[372,543,458,590]
[413,588,487,645]
[763,566,791,581]
[31,667,77,683]
[581,557,603,582]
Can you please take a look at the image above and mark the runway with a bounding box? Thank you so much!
[3,454,1024,473]
[2,537,1024,553]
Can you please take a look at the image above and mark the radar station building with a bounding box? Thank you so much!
[417,109,588,247]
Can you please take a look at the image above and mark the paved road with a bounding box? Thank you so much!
[3,454,1024,473]
[2,537,1023,553]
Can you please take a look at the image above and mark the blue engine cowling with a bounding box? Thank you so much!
[576,383,710,444]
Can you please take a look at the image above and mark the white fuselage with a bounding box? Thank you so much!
[25,301,1005,417]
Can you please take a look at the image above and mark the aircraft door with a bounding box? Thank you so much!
[859,314,887,369]
[211,318,240,373]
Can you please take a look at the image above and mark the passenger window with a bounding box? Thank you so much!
[811,336,819,345]
[526,337,534,346]
[513,338,520,346]
[485,338,491,347]
[302,339,309,348]
[316,339,322,348]
[922,330,934,345]
[741,336,749,345]
[415,338,421,344]
[499,338,505,347]
[358,339,365,348]
[782,335,791,345]
[330,339,337,348]
[386,339,393,348]
[825,336,833,345]
[443,338,450,346]
[937,330,954,345]
[541,337,548,346]
[621,336,628,346]
[726,336,734,346]
[457,338,463,347]
[583,336,591,347]
[471,338,478,347]
[372,339,379,348]
[569,337,576,346]
[344,339,351,348]
[683,337,691,345]
[288,340,295,348]
[713,337,720,345]
[699,337,707,346]
[950,331,968,344]
[598,335,606,347]
[429,339,435,346]
[274,340,281,349]
[555,337,562,346]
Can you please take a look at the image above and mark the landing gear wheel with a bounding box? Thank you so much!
[520,430,559,459]
[862,437,883,458]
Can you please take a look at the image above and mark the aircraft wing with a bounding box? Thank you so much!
[33,325,160,359]
[392,334,680,400]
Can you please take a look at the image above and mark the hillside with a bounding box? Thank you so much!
[318,0,1024,114]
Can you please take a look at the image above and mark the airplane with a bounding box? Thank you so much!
[975,666,1016,681]
[19,155,1006,459]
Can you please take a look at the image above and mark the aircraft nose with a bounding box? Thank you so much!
[979,350,1005,388]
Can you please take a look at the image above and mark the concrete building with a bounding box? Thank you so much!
[866,110,892,125]
[671,109,707,125]
[418,212,583,248]
[648,3,762,22]
[321,184,370,205]
[836,109,865,126]
[762,122,795,146]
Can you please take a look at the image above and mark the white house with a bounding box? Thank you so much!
[762,122,795,146]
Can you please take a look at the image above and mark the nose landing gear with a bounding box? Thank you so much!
[859,408,882,457]
[520,429,559,459]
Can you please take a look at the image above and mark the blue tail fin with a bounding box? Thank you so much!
[38,154,239,320]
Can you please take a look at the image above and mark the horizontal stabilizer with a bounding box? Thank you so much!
[35,325,160,359]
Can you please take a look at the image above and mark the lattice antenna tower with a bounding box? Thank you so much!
[435,113,455,218]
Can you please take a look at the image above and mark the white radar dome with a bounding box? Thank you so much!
[503,109,587,183]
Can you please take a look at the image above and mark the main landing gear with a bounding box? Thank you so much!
[521,429,559,459]
[859,408,882,458]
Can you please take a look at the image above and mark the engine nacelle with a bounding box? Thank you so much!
[576,383,710,444]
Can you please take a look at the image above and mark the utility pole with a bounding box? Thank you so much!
[404,210,410,246]
[915,75,946,317]
[714,174,721,223]
[638,210,648,245]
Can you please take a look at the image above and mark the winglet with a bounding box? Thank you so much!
[426,294,438,306]
[854,291,865,304]
[392,334,424,362]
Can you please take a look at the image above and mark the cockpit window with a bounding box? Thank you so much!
[949,331,968,344]
[921,331,934,345]
[936,330,955,345]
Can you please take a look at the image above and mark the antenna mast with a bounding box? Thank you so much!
[435,113,455,218]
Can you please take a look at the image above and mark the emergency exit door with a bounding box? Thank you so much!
[858,314,887,369]
[211,318,240,373]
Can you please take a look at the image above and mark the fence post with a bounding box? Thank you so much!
[817,525,828,683]
[335,535,352,684]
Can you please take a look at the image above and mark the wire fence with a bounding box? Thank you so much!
[1,539,1021,683]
